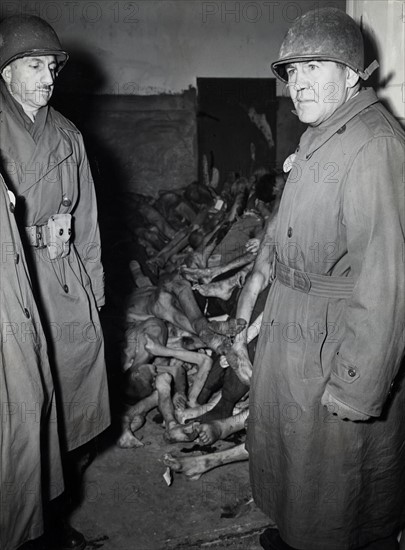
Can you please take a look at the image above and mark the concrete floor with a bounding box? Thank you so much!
[70,412,271,550]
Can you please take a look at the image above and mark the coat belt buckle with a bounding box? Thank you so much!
[35,225,48,249]
[291,267,311,293]
[300,272,311,293]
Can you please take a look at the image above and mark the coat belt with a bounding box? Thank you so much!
[275,260,355,299]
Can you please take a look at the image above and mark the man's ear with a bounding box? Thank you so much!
[346,66,360,89]
[1,65,12,85]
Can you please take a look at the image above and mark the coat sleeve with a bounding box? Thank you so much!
[323,135,405,417]
[72,133,105,308]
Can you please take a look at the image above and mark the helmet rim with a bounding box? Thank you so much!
[0,15,68,75]
[0,49,69,73]
[271,7,372,84]
[271,55,359,84]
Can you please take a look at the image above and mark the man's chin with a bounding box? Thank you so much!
[32,97,52,108]
[297,114,315,124]
[295,108,318,125]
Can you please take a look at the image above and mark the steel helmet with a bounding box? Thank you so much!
[0,15,68,73]
[271,7,378,83]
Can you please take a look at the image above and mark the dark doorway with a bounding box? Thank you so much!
[197,77,277,189]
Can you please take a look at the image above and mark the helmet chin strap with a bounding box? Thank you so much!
[359,60,380,81]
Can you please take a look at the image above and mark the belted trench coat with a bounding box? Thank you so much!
[0,176,63,550]
[248,89,405,549]
[0,85,110,451]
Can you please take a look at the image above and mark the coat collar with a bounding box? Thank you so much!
[298,88,380,159]
[0,85,76,193]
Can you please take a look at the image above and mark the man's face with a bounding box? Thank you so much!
[3,55,57,111]
[286,61,350,126]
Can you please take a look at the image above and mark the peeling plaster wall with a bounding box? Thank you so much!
[1,0,346,96]
[0,0,344,192]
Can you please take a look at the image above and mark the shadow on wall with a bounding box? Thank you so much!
[360,22,398,119]
[361,20,382,91]
[360,18,397,118]
[52,48,198,381]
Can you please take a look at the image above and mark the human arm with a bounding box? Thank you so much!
[233,212,278,346]
[223,214,277,385]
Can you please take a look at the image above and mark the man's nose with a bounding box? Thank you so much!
[294,68,311,91]
[40,67,55,85]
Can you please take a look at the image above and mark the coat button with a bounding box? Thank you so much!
[348,367,356,377]
[287,227,293,238]
[9,202,15,213]
[62,195,72,207]
[337,124,346,134]
[14,253,19,264]
[23,308,30,318]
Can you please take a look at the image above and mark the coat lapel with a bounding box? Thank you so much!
[0,104,73,194]
[299,89,380,159]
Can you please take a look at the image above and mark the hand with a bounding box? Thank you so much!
[245,238,260,254]
[321,389,370,421]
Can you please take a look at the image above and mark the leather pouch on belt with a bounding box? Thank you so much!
[46,214,72,260]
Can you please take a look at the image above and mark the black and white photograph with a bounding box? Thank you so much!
[0,1,404,549]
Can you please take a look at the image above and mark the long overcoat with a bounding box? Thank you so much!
[248,89,405,549]
[0,87,110,451]
[0,176,63,550]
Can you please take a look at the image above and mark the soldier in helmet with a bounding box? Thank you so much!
[242,7,405,550]
[0,15,110,550]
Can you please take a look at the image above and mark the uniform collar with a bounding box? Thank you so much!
[299,88,380,158]
[0,79,48,142]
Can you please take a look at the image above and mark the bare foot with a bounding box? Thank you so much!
[164,452,208,480]
[117,413,146,449]
[173,392,188,411]
[164,422,200,444]
[245,238,261,254]
[192,281,234,301]
[196,421,223,445]
[225,345,252,386]
[174,393,221,424]
[117,429,145,449]
[193,271,248,301]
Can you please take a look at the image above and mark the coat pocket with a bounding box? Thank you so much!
[302,322,328,379]
[331,356,360,384]
[301,298,344,380]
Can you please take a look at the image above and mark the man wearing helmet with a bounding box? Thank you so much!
[245,7,405,550]
[0,15,110,550]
